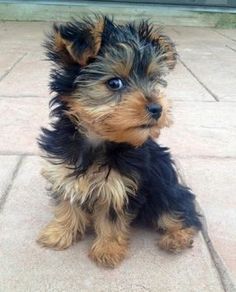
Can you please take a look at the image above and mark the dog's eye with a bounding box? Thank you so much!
[106,78,124,90]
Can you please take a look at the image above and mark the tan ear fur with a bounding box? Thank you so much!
[53,18,104,66]
[150,31,177,70]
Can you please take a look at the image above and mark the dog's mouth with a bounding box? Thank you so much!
[138,120,157,129]
[126,123,156,132]
[139,124,155,129]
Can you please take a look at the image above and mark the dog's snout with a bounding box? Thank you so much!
[146,103,162,120]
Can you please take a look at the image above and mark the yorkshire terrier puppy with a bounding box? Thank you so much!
[37,16,202,268]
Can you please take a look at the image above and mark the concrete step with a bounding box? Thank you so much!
[0,1,236,27]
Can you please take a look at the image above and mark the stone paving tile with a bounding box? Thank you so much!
[0,52,50,97]
[0,156,19,201]
[0,98,49,154]
[0,21,48,38]
[169,27,236,102]
[178,158,236,284]
[168,26,236,48]
[0,21,49,53]
[179,51,236,102]
[166,62,213,101]
[0,156,223,292]
[159,101,236,158]
[215,29,236,42]
[0,52,25,81]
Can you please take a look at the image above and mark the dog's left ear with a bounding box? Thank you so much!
[46,17,104,67]
[138,21,177,71]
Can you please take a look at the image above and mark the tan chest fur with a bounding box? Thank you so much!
[41,160,137,213]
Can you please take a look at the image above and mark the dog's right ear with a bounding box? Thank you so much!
[138,21,177,71]
[45,18,104,67]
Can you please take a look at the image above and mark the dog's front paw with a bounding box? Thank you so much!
[157,227,197,253]
[89,240,128,268]
[37,221,80,250]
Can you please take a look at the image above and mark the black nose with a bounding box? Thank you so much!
[146,103,162,120]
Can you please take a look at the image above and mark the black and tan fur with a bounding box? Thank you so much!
[37,16,201,268]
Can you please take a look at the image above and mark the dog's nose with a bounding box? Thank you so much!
[146,103,162,120]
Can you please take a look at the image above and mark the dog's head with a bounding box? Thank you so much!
[46,16,176,146]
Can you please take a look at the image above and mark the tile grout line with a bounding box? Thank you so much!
[1,96,236,102]
[0,155,25,212]
[178,58,220,102]
[213,29,236,43]
[0,152,38,156]
[1,153,236,160]
[174,155,236,160]
[171,27,182,36]
[225,45,236,53]
[0,96,222,101]
[0,53,27,83]
[0,95,48,98]
[196,202,236,292]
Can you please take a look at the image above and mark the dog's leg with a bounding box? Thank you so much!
[152,184,201,253]
[152,186,201,253]
[143,144,202,253]
[155,212,198,253]
[37,200,89,250]
[89,209,130,268]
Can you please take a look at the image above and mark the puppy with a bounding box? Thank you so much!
[37,16,201,268]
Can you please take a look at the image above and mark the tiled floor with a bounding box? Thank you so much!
[0,22,235,291]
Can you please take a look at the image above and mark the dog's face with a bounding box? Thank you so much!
[47,17,176,146]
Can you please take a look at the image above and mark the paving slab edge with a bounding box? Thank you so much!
[0,2,236,28]
[196,201,236,292]
[0,156,24,212]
